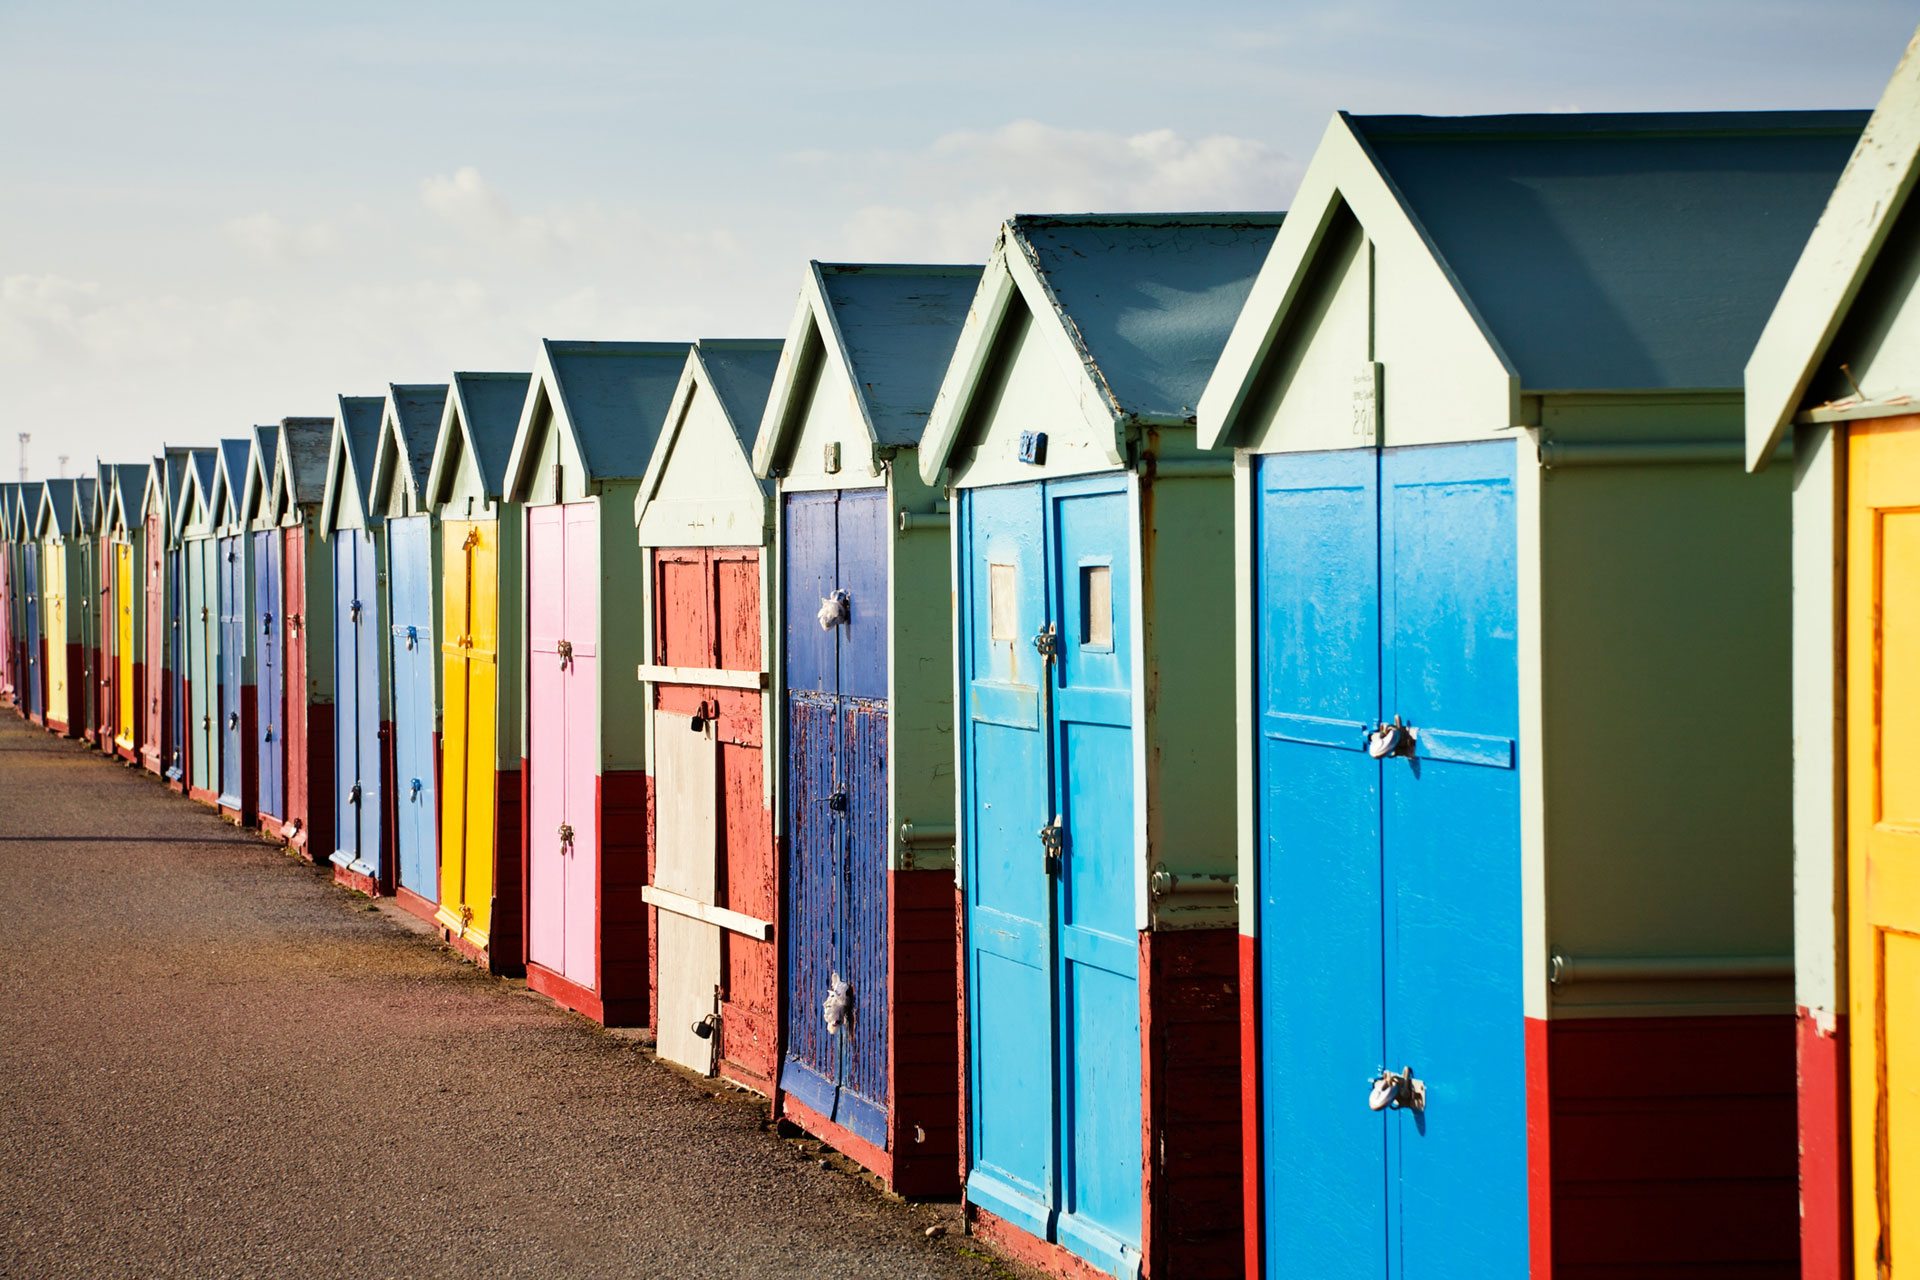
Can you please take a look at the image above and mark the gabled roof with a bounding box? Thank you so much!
[273,417,334,513]
[372,383,449,512]
[426,371,531,505]
[212,437,253,526]
[143,447,189,528]
[920,215,1282,480]
[319,395,388,530]
[39,478,78,539]
[243,424,279,523]
[1202,109,1867,447]
[110,461,149,532]
[503,340,694,497]
[1748,31,1920,466]
[15,483,42,541]
[176,449,218,539]
[753,263,981,475]
[635,339,783,528]
[0,483,15,542]
[90,464,112,532]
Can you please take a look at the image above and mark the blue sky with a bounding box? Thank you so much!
[3,1,1914,471]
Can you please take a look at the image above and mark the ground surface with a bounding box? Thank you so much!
[0,713,1012,1279]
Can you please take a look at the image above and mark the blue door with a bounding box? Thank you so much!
[167,546,185,781]
[387,515,436,902]
[1253,441,1523,1278]
[254,530,285,824]
[23,544,40,720]
[218,534,247,814]
[780,488,890,1146]
[333,531,384,879]
[960,476,1140,1277]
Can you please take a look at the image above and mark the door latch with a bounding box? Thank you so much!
[262,613,273,635]
[405,625,418,651]
[1367,715,1413,759]
[828,789,849,814]
[1032,621,1059,660]
[348,783,361,804]
[557,638,573,669]
[462,527,480,551]
[228,712,239,730]
[1368,1066,1426,1113]
[1039,815,1064,876]
[409,778,423,801]
[689,700,712,733]
[558,822,574,848]
[349,599,362,622]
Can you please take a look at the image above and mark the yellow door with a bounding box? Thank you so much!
[1850,416,1920,1274]
[116,542,135,749]
[437,521,473,937]
[44,539,67,726]
[435,521,500,948]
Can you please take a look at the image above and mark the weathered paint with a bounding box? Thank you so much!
[1204,114,1848,1277]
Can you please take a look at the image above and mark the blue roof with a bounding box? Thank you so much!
[113,462,149,528]
[451,371,532,497]
[697,339,784,454]
[818,265,981,446]
[250,424,279,497]
[16,483,42,537]
[1013,214,1284,422]
[216,437,252,517]
[387,384,448,500]
[1350,110,1868,392]
[544,340,692,481]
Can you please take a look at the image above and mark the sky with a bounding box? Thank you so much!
[3,1,1915,476]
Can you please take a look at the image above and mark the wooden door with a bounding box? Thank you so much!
[115,542,135,751]
[218,534,245,812]
[1848,417,1920,1272]
[23,544,40,720]
[388,515,436,901]
[561,502,600,987]
[45,540,68,727]
[438,521,475,937]
[283,533,308,839]
[143,514,165,772]
[654,708,721,1072]
[439,519,500,945]
[253,530,284,823]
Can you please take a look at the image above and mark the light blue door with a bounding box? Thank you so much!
[961,476,1140,1278]
[1253,441,1523,1278]
[388,515,436,901]
[333,537,359,867]
[23,544,40,720]
[254,530,284,823]
[218,534,247,814]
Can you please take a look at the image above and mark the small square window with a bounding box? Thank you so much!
[988,563,1017,642]
[1081,564,1112,649]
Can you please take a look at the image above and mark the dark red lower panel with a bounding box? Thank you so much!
[1548,1014,1797,1278]
[595,769,651,1029]
[333,861,379,898]
[486,765,525,977]
[1798,1006,1850,1280]
[1141,927,1241,1278]
[783,1092,895,1185]
[1239,932,1261,1280]
[294,702,335,863]
[890,866,961,1199]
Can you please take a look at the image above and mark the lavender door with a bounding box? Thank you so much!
[253,529,284,823]
[527,502,599,988]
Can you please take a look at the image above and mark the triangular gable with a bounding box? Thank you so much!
[38,479,76,541]
[504,340,693,500]
[370,383,449,517]
[426,371,533,508]
[318,396,388,533]
[0,483,12,542]
[273,417,334,520]
[635,339,781,545]
[753,263,980,477]
[108,462,149,535]
[1747,32,1920,466]
[921,215,1282,482]
[88,465,111,534]
[177,449,218,540]
[16,483,43,543]
[212,437,253,530]
[242,425,279,527]
[73,479,97,537]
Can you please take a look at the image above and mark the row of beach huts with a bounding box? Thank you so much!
[3,39,1918,1280]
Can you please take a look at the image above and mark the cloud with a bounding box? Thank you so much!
[419,165,574,253]
[224,212,339,263]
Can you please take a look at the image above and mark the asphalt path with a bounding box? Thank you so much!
[0,713,1014,1279]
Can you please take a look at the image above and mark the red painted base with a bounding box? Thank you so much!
[1797,1006,1851,1280]
[968,1207,1113,1280]
[890,866,961,1199]
[256,810,288,846]
[525,961,649,1027]
[1238,932,1261,1280]
[394,884,438,926]
[781,1092,895,1187]
[332,861,380,898]
[188,785,218,807]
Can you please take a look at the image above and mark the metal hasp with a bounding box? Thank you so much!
[1039,815,1064,877]
[1368,1067,1426,1114]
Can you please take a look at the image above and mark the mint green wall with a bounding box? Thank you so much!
[887,454,956,872]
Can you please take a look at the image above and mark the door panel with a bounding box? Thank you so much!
[219,534,244,810]
[145,515,165,769]
[334,537,360,862]
[254,531,284,820]
[353,533,383,871]
[45,542,67,725]
[283,536,307,834]
[1379,444,1523,1273]
[561,502,599,988]
[526,507,567,973]
[439,521,474,930]
[1848,419,1920,1270]
[655,709,721,1073]
[466,522,499,938]
[962,482,1055,1223]
[116,543,134,747]
[1254,450,1387,1274]
[24,546,40,719]
[840,700,889,1143]
[389,516,436,900]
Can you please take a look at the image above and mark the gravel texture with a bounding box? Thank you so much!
[0,715,1017,1279]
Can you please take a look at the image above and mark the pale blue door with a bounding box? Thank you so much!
[218,534,247,815]
[254,530,284,823]
[961,476,1140,1277]
[388,515,436,901]
[1253,441,1523,1278]
[333,537,360,867]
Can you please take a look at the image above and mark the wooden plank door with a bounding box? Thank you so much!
[388,515,437,901]
[143,515,165,771]
[253,531,284,823]
[438,520,475,937]
[560,502,600,988]
[115,542,135,750]
[655,708,722,1072]
[1848,417,1920,1272]
[22,544,39,720]
[218,534,245,812]
[282,535,308,838]
[526,506,569,976]
[465,521,500,941]
[333,537,362,865]
[45,540,67,727]
[352,532,383,875]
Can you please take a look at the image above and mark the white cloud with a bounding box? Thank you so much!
[224,212,339,263]
[419,166,574,254]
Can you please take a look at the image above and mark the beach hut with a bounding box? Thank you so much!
[632,339,783,1085]
[211,438,257,825]
[37,478,94,738]
[242,426,285,835]
[424,371,531,971]
[269,417,337,857]
[917,215,1282,1276]
[107,461,150,763]
[370,383,449,920]
[1745,34,1920,1277]
[1197,110,1864,1278]
[178,449,221,804]
[86,466,110,751]
[320,396,392,895]
[0,484,15,708]
[139,450,188,778]
[17,485,44,725]
[749,264,978,1196]
[502,339,691,1024]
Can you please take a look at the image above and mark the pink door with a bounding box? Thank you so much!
[561,502,599,989]
[527,505,568,976]
[143,513,166,772]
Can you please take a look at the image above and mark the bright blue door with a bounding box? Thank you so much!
[388,515,436,901]
[254,530,284,823]
[218,534,247,813]
[23,545,40,720]
[1253,441,1523,1278]
[780,488,891,1147]
[960,476,1140,1277]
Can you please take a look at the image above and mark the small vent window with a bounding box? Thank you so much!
[988,563,1017,642]
[1081,564,1112,649]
